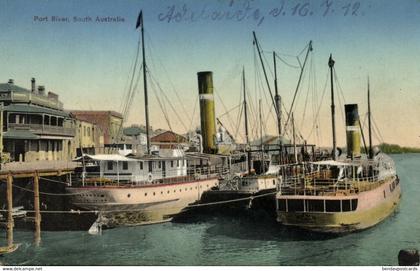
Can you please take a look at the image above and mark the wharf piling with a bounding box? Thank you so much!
[0,163,77,252]
[6,173,13,248]
[33,172,41,246]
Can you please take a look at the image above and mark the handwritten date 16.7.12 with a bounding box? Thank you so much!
[157,0,370,26]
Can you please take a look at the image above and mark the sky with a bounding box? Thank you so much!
[1,0,420,147]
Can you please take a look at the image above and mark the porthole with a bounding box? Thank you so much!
[167,191,170,194]
[144,193,147,196]
[161,191,163,194]
[153,192,156,196]
[127,194,131,198]
[179,189,182,192]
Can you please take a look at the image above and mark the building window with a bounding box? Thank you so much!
[171,161,174,167]
[84,126,86,136]
[139,161,143,170]
[158,161,161,168]
[177,160,179,167]
[107,161,113,170]
[87,127,91,137]
[122,161,128,170]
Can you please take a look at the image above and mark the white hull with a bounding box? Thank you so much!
[67,178,219,226]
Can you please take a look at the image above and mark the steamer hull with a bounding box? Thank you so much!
[67,178,219,226]
[277,176,401,233]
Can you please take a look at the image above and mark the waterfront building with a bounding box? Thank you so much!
[72,117,105,156]
[0,79,75,162]
[151,130,188,150]
[70,110,123,145]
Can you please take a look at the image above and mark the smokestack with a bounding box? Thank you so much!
[8,79,14,84]
[31,78,36,93]
[345,104,361,158]
[197,71,217,154]
[38,85,46,96]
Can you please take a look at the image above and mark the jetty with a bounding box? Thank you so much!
[0,161,77,252]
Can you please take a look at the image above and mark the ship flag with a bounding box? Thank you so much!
[136,10,143,29]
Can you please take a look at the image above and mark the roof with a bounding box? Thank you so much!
[250,135,291,145]
[71,110,123,119]
[74,154,138,162]
[123,126,146,136]
[3,130,39,139]
[311,160,356,167]
[151,130,187,143]
[4,104,70,117]
[0,83,28,93]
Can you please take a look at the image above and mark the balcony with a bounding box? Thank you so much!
[7,123,75,137]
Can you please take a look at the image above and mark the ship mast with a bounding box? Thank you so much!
[328,54,337,160]
[137,11,151,155]
[273,51,283,164]
[368,77,373,159]
[242,67,252,173]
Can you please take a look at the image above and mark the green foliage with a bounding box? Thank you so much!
[379,143,420,154]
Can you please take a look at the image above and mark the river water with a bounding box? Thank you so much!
[1,154,419,266]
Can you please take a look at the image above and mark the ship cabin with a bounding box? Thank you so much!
[75,150,188,186]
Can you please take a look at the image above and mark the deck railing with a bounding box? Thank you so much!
[279,171,390,196]
[71,166,229,188]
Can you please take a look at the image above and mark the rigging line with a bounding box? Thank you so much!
[261,51,274,78]
[122,65,143,130]
[145,31,194,127]
[189,94,199,131]
[234,104,244,141]
[333,68,346,105]
[307,71,329,139]
[335,78,345,126]
[116,33,142,140]
[235,76,244,140]
[284,41,313,133]
[372,115,385,143]
[149,71,188,132]
[217,103,243,119]
[149,74,173,131]
[275,54,300,69]
[298,43,310,56]
[119,46,139,113]
[300,58,312,131]
[310,55,319,139]
[214,86,238,137]
[333,68,346,125]
[253,34,278,118]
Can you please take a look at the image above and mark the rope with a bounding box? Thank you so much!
[149,72,173,131]
[0,191,277,214]
[39,176,69,185]
[307,71,329,140]
[149,71,189,132]
[12,183,88,196]
[145,31,194,128]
